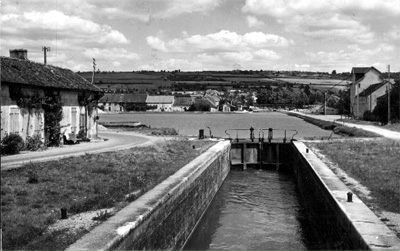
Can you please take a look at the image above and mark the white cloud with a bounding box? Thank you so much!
[139,58,204,71]
[1,10,129,45]
[147,30,289,53]
[146,36,168,52]
[83,48,140,61]
[243,0,400,18]
[246,16,265,28]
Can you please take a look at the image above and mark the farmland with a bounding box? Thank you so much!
[78,71,346,93]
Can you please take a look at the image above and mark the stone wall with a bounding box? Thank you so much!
[292,141,400,250]
[66,140,231,251]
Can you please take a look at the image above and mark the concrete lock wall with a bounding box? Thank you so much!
[67,140,231,251]
[291,141,400,250]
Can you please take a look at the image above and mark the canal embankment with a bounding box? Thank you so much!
[67,139,400,250]
[292,141,400,250]
[66,140,230,251]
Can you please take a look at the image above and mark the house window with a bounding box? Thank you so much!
[71,107,77,133]
[10,107,20,134]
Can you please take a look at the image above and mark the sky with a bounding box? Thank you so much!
[1,0,399,73]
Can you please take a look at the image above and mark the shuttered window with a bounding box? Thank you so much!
[9,107,21,134]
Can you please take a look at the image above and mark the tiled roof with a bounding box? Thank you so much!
[351,66,382,75]
[146,95,174,104]
[173,97,193,106]
[359,82,386,97]
[122,94,147,103]
[1,56,101,92]
[98,93,123,103]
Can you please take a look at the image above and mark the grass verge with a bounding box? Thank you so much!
[306,139,400,214]
[288,112,380,138]
[1,138,216,250]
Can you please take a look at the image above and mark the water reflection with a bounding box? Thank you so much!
[184,170,307,251]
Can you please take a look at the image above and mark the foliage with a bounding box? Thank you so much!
[24,134,43,151]
[42,90,63,146]
[371,80,400,124]
[9,87,43,112]
[78,91,103,116]
[188,102,210,111]
[1,133,24,155]
[256,88,309,108]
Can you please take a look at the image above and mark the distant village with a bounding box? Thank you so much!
[1,49,399,149]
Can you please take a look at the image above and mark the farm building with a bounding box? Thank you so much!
[146,95,174,112]
[350,67,387,118]
[172,96,194,112]
[98,93,125,112]
[98,93,148,112]
[1,50,102,145]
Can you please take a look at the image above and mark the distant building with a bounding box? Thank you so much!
[350,67,385,118]
[1,50,102,142]
[172,96,194,112]
[146,95,174,112]
[98,93,147,112]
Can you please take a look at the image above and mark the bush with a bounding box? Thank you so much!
[24,134,43,151]
[1,133,24,155]
[363,110,379,122]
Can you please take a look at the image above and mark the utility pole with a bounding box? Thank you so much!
[42,46,50,64]
[388,65,391,124]
[91,58,96,84]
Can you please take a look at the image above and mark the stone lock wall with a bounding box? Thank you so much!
[67,140,231,251]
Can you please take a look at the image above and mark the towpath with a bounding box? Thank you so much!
[1,130,161,171]
[290,112,400,140]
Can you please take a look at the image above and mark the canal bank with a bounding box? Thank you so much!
[67,140,400,250]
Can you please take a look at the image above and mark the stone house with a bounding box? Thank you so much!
[350,67,385,118]
[146,95,174,112]
[1,50,102,143]
[98,93,125,112]
[98,93,148,112]
[172,96,194,112]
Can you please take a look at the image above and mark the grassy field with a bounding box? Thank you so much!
[306,139,400,214]
[1,138,216,250]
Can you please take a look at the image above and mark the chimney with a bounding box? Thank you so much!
[10,49,28,60]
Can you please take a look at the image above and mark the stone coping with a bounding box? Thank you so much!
[293,141,400,250]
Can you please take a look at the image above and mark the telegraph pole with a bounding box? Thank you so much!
[387,65,391,124]
[42,46,50,64]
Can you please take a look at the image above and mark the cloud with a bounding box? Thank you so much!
[246,16,265,28]
[243,0,400,18]
[147,30,289,52]
[139,58,204,71]
[1,10,129,45]
[83,48,140,61]
[242,0,400,44]
[146,36,168,52]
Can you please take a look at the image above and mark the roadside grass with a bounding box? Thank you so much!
[288,112,380,138]
[1,138,216,251]
[306,139,400,214]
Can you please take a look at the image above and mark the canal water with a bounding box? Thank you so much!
[99,112,333,139]
[184,170,310,250]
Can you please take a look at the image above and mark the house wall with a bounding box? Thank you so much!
[350,69,382,118]
[369,85,386,112]
[100,102,124,113]
[0,84,98,141]
[1,84,45,141]
[147,103,173,112]
[171,106,189,112]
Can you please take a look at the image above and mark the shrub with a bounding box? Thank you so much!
[24,134,43,151]
[1,133,24,155]
[363,110,379,122]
